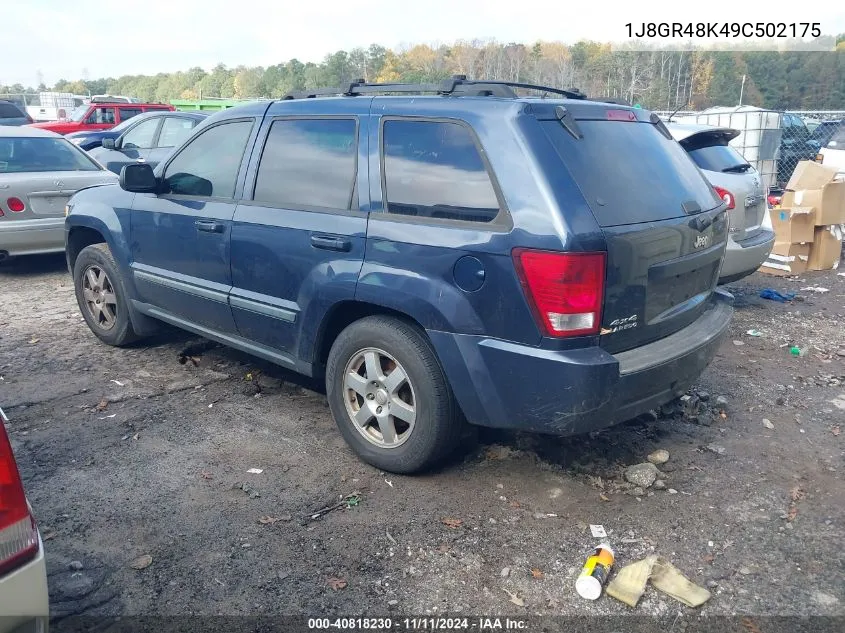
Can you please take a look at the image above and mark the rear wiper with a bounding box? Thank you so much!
[722,164,751,173]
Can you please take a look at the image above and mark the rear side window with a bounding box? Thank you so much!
[542,120,720,227]
[685,144,750,173]
[0,103,23,118]
[164,120,252,198]
[382,119,499,223]
[119,107,142,121]
[253,118,357,209]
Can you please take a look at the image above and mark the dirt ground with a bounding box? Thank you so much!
[1,254,843,623]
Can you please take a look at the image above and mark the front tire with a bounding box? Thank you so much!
[73,243,138,347]
[326,316,465,474]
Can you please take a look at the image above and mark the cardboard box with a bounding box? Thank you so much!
[760,242,810,276]
[770,207,815,243]
[781,182,845,226]
[786,161,838,191]
[807,226,843,271]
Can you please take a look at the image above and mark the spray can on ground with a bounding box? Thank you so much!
[575,543,615,600]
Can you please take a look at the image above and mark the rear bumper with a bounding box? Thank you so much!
[430,294,732,435]
[0,535,49,633]
[719,229,775,284]
[0,219,65,257]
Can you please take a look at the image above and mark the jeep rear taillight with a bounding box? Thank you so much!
[513,250,606,337]
[0,408,38,576]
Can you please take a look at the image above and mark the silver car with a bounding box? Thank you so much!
[669,123,775,283]
[0,126,117,261]
[0,407,49,633]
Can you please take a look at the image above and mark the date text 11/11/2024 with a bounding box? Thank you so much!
[625,22,822,38]
[307,618,529,630]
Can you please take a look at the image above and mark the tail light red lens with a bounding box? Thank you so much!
[6,198,25,213]
[713,187,735,210]
[0,408,38,576]
[513,249,606,337]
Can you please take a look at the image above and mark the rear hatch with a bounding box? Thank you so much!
[537,103,727,353]
[677,128,766,240]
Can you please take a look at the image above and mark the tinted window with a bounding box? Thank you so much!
[382,120,499,223]
[542,120,720,227]
[85,107,115,125]
[254,118,357,209]
[119,107,143,121]
[686,144,750,173]
[0,138,100,173]
[0,103,24,118]
[121,118,159,149]
[164,120,252,197]
[158,117,198,148]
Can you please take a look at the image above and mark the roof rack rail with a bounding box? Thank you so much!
[282,76,587,101]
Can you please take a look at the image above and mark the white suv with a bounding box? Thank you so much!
[0,407,49,633]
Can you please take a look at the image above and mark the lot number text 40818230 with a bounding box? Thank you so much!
[625,22,822,38]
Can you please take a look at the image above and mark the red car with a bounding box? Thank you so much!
[28,102,174,135]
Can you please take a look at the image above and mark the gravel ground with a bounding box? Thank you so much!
[1,254,843,622]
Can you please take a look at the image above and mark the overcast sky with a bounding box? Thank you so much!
[3,0,844,86]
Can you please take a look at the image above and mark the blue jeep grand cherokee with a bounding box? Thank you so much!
[65,78,732,473]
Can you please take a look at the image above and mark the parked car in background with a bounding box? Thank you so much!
[807,120,844,153]
[0,127,117,260]
[66,78,733,473]
[0,101,33,126]
[27,102,174,136]
[0,407,49,633]
[818,124,845,179]
[88,111,209,173]
[777,113,818,186]
[68,111,207,152]
[668,123,775,283]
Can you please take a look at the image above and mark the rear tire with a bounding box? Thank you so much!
[326,316,465,474]
[73,243,139,347]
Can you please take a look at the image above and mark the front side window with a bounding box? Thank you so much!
[163,120,252,198]
[121,118,159,149]
[382,119,499,223]
[85,107,115,125]
[253,118,357,209]
[158,117,198,148]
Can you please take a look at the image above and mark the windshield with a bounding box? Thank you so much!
[68,104,89,122]
[0,137,101,173]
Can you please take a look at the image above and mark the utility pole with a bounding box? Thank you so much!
[739,74,746,106]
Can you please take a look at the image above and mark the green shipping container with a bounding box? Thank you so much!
[170,99,248,112]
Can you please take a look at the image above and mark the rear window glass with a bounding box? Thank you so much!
[686,144,750,173]
[541,120,720,226]
[0,137,100,173]
[0,103,24,118]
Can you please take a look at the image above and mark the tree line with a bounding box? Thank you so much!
[4,38,844,111]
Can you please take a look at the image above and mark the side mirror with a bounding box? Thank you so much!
[102,138,116,150]
[119,163,158,194]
